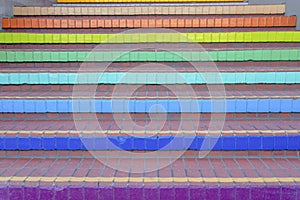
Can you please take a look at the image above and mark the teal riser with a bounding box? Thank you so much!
[0,72,300,84]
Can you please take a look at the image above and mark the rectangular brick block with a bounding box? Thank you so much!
[46,19,54,28]
[258,17,267,27]
[251,17,259,27]
[39,19,46,29]
[192,19,199,28]
[54,7,61,15]
[126,19,134,28]
[75,20,82,28]
[97,19,104,28]
[24,18,32,28]
[162,19,169,28]
[280,16,289,27]
[82,20,90,28]
[229,18,237,27]
[170,19,177,28]
[41,7,48,15]
[68,19,76,28]
[61,19,68,28]
[27,7,34,15]
[112,19,119,28]
[289,16,297,26]
[140,19,147,28]
[273,16,281,26]
[104,20,112,28]
[2,18,10,28]
[177,19,185,28]
[199,18,207,28]
[236,18,244,27]
[214,18,222,27]
[119,19,127,28]
[13,7,22,16]
[266,17,273,27]
[148,19,155,28]
[221,18,229,27]
[244,18,251,27]
[207,18,215,27]
[155,19,162,28]
[90,19,97,28]
[53,19,61,28]
[31,19,39,28]
[185,19,192,28]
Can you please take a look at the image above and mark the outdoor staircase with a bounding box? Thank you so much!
[0,0,299,199]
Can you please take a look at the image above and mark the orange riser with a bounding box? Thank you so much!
[2,16,297,29]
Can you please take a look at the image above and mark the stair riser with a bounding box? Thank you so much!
[1,186,299,200]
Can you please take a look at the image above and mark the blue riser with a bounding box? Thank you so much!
[0,136,299,150]
[0,99,299,113]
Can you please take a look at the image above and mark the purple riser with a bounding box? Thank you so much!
[1,185,299,200]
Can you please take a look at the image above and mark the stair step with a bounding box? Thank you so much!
[0,156,298,199]
[14,4,284,16]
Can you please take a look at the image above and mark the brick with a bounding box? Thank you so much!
[61,19,68,28]
[133,19,141,28]
[97,19,104,28]
[90,19,97,28]
[47,7,54,15]
[75,20,82,28]
[170,19,177,28]
[82,20,90,28]
[266,17,273,27]
[178,19,185,28]
[281,16,289,27]
[112,19,119,28]
[119,19,127,28]
[199,18,207,28]
[155,19,162,28]
[39,19,46,29]
[54,7,61,15]
[88,7,95,15]
[236,18,244,27]
[10,18,18,28]
[41,7,48,15]
[162,19,169,28]
[214,18,222,27]
[82,7,88,15]
[273,16,281,26]
[191,19,199,28]
[126,19,134,28]
[141,19,148,28]
[148,19,155,28]
[2,18,10,28]
[221,18,229,27]
[258,17,267,27]
[288,16,297,27]
[13,7,22,16]
[244,18,251,27]
[207,18,215,27]
[104,19,111,28]
[46,19,54,28]
[185,19,192,28]
[27,7,34,15]
[24,18,32,28]
[251,17,259,27]
[31,18,39,28]
[68,19,75,28]
[53,19,61,28]
[74,7,81,15]
[229,18,237,27]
